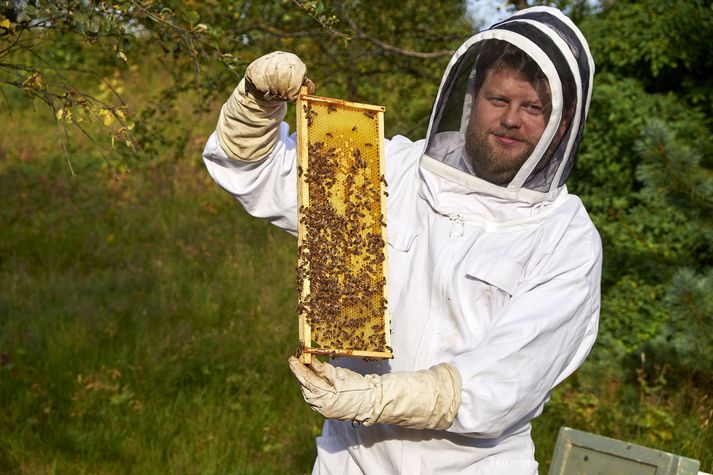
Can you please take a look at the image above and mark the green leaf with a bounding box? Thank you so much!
[183,10,200,25]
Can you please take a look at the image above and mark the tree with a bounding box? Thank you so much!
[1,0,477,170]
[571,0,713,389]
[634,120,713,380]
[584,0,713,119]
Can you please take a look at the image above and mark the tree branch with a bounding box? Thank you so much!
[342,9,453,59]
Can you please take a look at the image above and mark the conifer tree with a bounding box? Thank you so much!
[634,120,713,380]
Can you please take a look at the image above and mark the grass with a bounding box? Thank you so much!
[0,101,321,473]
[532,352,713,471]
[2,80,711,474]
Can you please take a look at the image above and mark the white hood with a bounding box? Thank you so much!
[419,6,594,215]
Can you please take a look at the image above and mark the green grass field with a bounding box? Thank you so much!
[2,98,710,474]
[0,103,324,473]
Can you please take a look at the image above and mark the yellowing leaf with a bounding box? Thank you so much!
[0,19,12,29]
[22,72,43,90]
[102,111,114,126]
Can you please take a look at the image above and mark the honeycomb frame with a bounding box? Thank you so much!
[296,87,392,364]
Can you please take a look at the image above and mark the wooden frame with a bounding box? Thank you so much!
[296,87,392,364]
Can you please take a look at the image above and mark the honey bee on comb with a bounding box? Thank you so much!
[296,88,391,362]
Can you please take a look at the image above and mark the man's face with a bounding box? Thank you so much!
[465,67,549,186]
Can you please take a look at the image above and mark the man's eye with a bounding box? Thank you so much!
[489,97,507,106]
[525,104,543,114]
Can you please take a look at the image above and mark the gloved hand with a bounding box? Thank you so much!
[216,51,315,162]
[288,356,462,430]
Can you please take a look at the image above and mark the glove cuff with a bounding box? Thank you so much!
[365,363,462,430]
[216,78,286,162]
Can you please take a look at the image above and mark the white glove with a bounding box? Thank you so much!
[288,356,462,430]
[216,51,315,162]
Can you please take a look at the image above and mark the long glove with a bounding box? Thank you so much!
[288,356,462,430]
[216,51,315,162]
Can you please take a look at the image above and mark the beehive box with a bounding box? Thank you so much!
[296,87,392,364]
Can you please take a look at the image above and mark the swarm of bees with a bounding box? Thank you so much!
[297,99,390,357]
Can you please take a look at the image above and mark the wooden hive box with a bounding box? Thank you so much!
[296,87,392,364]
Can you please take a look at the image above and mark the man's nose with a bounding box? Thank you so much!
[499,106,522,129]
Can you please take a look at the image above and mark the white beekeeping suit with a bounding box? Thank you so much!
[203,6,600,475]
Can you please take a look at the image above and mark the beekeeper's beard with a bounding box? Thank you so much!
[464,119,538,186]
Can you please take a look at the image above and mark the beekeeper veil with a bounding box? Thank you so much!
[421,7,594,204]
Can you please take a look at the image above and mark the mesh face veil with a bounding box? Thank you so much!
[421,7,594,204]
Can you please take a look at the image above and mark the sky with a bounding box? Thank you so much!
[467,0,512,27]
[468,0,602,26]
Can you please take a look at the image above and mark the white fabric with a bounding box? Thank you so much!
[202,125,601,474]
[288,357,462,430]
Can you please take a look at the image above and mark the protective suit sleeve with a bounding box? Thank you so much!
[448,217,602,439]
[202,124,300,235]
[289,357,462,430]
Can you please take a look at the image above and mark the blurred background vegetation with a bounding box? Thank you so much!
[1,0,711,473]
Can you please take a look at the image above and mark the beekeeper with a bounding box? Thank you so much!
[203,6,600,474]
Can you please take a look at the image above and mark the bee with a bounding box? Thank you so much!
[364,143,373,147]
[306,106,318,127]
[327,104,337,113]
[352,125,358,132]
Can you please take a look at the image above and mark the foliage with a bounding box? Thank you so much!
[584,0,713,117]
[570,0,713,387]
[658,268,713,378]
[630,119,712,381]
[533,357,713,470]
[635,120,713,212]
[1,0,230,150]
[1,0,475,164]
